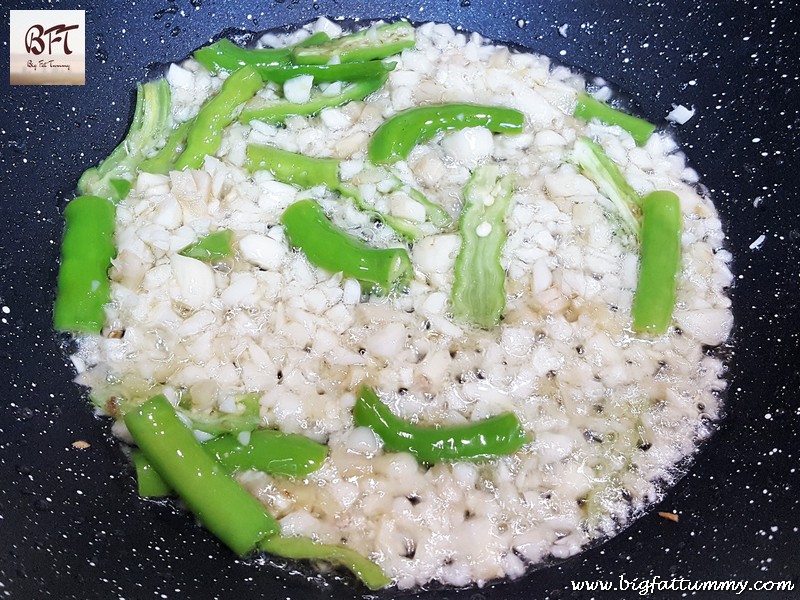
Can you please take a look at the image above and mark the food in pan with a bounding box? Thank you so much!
[55,19,733,589]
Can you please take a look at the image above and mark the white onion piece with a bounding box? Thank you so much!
[674,308,733,346]
[389,192,426,223]
[441,127,494,167]
[152,195,183,230]
[365,322,407,358]
[666,103,696,124]
[238,233,285,270]
[170,170,210,219]
[342,278,362,305]
[282,75,314,104]
[412,234,460,275]
[167,63,194,88]
[170,254,215,310]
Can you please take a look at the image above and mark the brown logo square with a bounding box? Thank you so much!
[9,10,86,85]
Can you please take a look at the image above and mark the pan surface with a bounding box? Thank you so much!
[0,0,798,598]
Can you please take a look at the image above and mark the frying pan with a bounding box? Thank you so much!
[1,0,798,598]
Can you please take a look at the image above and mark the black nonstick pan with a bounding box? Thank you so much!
[1,0,798,598]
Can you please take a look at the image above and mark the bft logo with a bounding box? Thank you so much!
[10,10,86,85]
[25,23,81,56]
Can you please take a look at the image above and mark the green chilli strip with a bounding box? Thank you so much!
[451,165,514,329]
[632,190,683,335]
[353,386,528,463]
[124,395,279,556]
[53,195,116,334]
